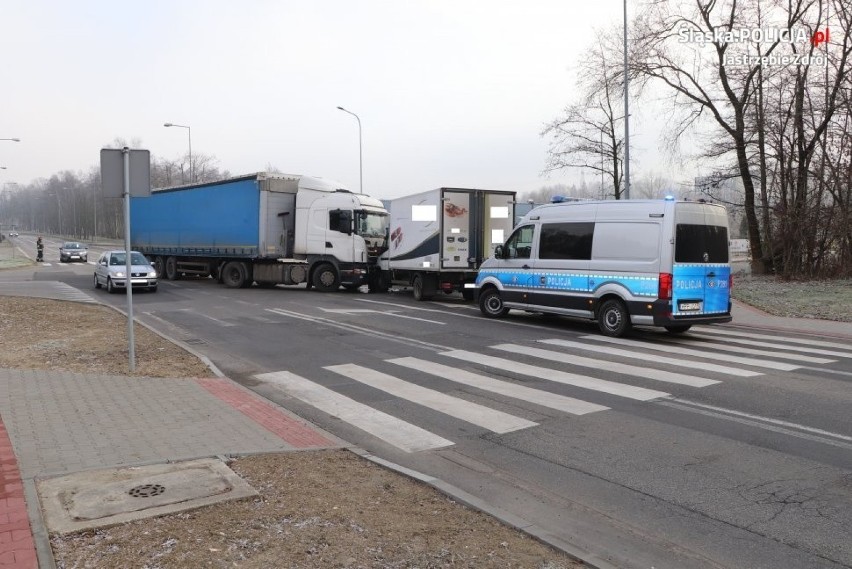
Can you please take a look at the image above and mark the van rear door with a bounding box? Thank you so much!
[672,204,731,317]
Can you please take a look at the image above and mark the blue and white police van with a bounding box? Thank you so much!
[474,197,732,336]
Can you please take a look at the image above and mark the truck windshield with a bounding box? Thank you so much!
[356,211,389,240]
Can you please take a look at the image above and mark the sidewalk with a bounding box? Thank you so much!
[0,367,344,569]
[730,299,852,340]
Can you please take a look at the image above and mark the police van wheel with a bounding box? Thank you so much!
[598,299,631,337]
[479,288,509,318]
[665,325,692,334]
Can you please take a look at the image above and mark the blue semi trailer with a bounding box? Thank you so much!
[130,172,390,291]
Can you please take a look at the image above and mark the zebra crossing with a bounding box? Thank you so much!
[254,329,849,453]
[0,281,97,304]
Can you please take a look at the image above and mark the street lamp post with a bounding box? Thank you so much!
[164,123,192,183]
[0,138,21,142]
[336,106,363,194]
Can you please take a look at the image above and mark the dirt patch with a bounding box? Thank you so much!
[0,296,581,568]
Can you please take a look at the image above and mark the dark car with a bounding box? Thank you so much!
[59,242,88,263]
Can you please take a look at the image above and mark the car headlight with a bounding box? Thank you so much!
[114,271,126,278]
[149,271,157,278]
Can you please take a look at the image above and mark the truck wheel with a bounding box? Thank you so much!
[665,325,692,334]
[368,271,390,294]
[221,261,247,288]
[165,256,181,280]
[598,299,632,337]
[412,274,434,301]
[312,263,339,292]
[479,287,509,318]
[153,256,165,277]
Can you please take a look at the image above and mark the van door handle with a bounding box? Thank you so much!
[522,264,531,269]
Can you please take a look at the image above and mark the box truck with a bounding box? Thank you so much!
[130,173,389,291]
[379,188,516,300]
[475,197,732,336]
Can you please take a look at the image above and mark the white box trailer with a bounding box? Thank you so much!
[379,187,516,300]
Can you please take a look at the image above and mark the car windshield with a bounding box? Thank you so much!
[63,243,84,249]
[110,253,149,265]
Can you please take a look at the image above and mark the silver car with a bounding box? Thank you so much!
[93,250,158,293]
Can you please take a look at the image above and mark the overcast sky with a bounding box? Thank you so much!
[1,1,674,199]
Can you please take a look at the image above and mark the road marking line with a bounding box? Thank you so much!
[701,327,852,351]
[658,337,835,364]
[540,339,762,377]
[660,398,852,451]
[389,357,608,415]
[440,350,670,401]
[320,307,445,325]
[688,332,852,359]
[493,344,719,388]
[255,370,454,453]
[581,336,799,371]
[266,308,451,352]
[326,364,537,433]
[175,308,235,327]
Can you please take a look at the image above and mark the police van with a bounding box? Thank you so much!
[474,197,732,336]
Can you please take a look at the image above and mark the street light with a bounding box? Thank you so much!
[336,106,363,194]
[164,122,192,183]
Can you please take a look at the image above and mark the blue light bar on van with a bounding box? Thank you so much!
[664,195,675,201]
[551,195,566,203]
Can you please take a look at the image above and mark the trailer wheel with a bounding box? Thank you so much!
[221,261,247,288]
[665,325,692,334]
[479,287,508,318]
[165,256,181,281]
[152,256,165,278]
[412,274,434,301]
[368,271,390,294]
[312,263,339,292]
[598,299,632,337]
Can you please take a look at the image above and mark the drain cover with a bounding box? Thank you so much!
[38,458,258,535]
[129,484,166,498]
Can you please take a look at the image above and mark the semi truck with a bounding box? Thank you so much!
[130,172,390,291]
[378,187,516,300]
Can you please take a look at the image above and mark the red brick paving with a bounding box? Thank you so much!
[195,377,336,448]
[0,420,38,569]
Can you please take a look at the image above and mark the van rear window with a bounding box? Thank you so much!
[675,224,729,263]
[540,222,594,260]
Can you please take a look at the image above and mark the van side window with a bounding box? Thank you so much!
[540,222,594,260]
[504,225,534,259]
[675,224,729,263]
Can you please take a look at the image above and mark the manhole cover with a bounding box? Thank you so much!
[129,484,166,498]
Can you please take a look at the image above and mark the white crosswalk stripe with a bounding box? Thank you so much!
[326,364,538,433]
[686,332,852,359]
[581,335,800,371]
[492,344,720,387]
[539,339,762,377]
[440,350,671,401]
[657,336,836,364]
[389,357,609,415]
[695,327,852,352]
[255,370,454,453]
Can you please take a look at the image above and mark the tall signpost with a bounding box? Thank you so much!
[100,147,151,371]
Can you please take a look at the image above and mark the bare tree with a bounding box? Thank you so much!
[543,30,629,199]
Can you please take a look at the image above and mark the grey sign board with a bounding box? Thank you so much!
[100,148,151,198]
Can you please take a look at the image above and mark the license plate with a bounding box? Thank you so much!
[679,301,702,311]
